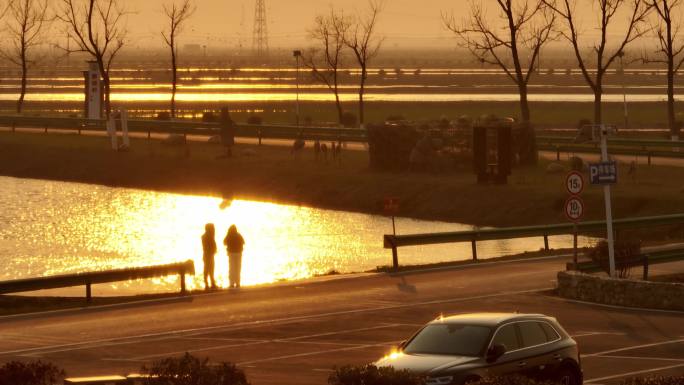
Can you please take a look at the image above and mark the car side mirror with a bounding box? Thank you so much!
[486,344,506,363]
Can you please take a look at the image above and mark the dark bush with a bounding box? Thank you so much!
[0,361,64,385]
[569,156,584,171]
[141,353,250,385]
[202,112,216,123]
[587,239,642,278]
[157,111,171,121]
[620,376,684,385]
[470,375,556,385]
[341,112,358,128]
[367,123,422,171]
[328,365,424,385]
[246,115,263,125]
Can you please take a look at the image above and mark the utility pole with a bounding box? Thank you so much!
[252,0,268,58]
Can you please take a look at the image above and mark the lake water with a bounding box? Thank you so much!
[0,177,592,296]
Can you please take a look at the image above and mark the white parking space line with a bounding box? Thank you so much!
[594,355,684,362]
[236,342,396,366]
[585,363,684,383]
[0,288,548,357]
[570,332,627,338]
[582,338,684,357]
[129,324,403,361]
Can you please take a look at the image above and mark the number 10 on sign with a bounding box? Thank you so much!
[565,197,584,222]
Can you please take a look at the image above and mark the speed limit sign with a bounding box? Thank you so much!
[566,172,584,195]
[565,196,584,222]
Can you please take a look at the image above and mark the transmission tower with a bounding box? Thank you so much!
[252,0,269,57]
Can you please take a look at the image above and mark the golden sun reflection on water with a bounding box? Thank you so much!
[0,177,594,296]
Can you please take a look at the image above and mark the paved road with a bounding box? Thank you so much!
[0,257,682,385]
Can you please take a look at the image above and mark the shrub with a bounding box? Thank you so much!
[587,239,642,278]
[470,375,556,385]
[246,115,263,125]
[367,123,421,171]
[341,112,358,128]
[0,361,64,385]
[620,376,684,385]
[328,365,424,385]
[157,112,171,121]
[202,112,216,123]
[141,353,250,385]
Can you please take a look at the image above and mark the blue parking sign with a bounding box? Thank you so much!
[589,161,618,184]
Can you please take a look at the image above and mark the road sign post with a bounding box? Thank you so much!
[384,197,400,270]
[565,171,584,266]
[586,127,618,277]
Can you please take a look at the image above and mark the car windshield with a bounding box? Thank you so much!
[403,324,492,356]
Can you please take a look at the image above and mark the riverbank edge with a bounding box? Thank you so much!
[3,130,684,230]
[0,250,574,319]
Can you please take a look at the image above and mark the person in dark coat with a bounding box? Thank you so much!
[220,107,235,157]
[223,224,245,288]
[201,223,217,290]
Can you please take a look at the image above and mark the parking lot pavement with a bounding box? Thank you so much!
[0,257,682,384]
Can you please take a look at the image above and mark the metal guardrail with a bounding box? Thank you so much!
[538,135,684,163]
[383,214,684,270]
[567,248,684,279]
[0,260,195,301]
[0,115,368,143]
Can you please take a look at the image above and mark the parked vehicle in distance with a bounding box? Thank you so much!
[375,313,582,385]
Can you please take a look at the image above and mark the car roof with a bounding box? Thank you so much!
[428,312,551,327]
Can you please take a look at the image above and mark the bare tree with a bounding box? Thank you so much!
[445,0,556,165]
[162,0,195,119]
[0,0,50,113]
[303,8,350,126]
[643,0,683,139]
[344,0,384,129]
[58,0,127,118]
[543,0,650,124]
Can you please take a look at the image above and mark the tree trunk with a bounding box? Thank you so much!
[593,86,602,125]
[171,48,177,119]
[18,50,27,114]
[517,83,537,165]
[358,64,366,128]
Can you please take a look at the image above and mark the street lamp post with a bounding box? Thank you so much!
[293,50,302,127]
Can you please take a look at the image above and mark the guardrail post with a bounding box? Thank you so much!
[471,239,478,261]
[258,129,262,145]
[543,234,549,251]
[44,125,48,134]
[86,282,92,303]
[180,270,186,294]
[556,146,560,161]
[643,255,649,280]
[392,246,399,271]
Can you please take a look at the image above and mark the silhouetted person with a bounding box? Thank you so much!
[202,223,217,290]
[220,107,235,158]
[224,224,245,288]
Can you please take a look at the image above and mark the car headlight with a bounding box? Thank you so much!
[427,376,454,385]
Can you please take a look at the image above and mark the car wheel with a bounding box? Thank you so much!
[558,366,582,385]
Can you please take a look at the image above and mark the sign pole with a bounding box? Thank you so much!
[600,133,617,277]
[392,215,396,237]
[573,223,578,266]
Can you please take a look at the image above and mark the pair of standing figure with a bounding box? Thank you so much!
[202,224,245,290]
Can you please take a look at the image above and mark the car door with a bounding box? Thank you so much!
[485,322,528,377]
[517,321,559,381]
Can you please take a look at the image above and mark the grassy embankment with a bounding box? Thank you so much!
[1,130,684,229]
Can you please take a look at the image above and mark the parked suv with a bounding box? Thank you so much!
[375,313,582,385]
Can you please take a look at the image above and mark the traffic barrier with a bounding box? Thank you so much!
[0,260,195,301]
[383,214,684,270]
[0,115,367,143]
